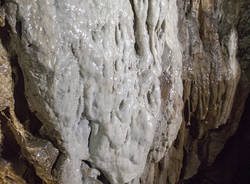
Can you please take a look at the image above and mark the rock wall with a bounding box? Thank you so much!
[0,0,249,184]
[138,0,249,183]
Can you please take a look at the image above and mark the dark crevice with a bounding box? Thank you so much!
[87,120,92,150]
[22,163,43,184]
[97,172,111,184]
[145,1,152,56]
[10,52,61,182]
[10,48,61,183]
[0,0,5,6]
[10,54,43,136]
[179,147,188,183]
[15,20,22,39]
[0,108,20,161]
[184,94,250,184]
[189,116,199,139]
[51,151,63,176]
[0,19,11,49]
[0,19,43,136]
[82,160,92,168]
[0,109,42,184]
[147,91,152,105]
[129,0,139,55]
[182,0,250,183]
[0,18,62,183]
[183,100,189,124]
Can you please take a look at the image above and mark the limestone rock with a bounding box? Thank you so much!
[8,114,59,184]
[0,25,59,184]
[0,0,249,184]
[139,0,249,183]
[0,39,12,111]
[2,0,183,183]
[0,158,26,184]
[179,0,241,179]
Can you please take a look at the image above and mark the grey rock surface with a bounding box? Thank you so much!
[2,0,182,183]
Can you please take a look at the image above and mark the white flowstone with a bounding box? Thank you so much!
[4,0,183,183]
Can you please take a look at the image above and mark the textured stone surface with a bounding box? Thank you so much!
[139,0,249,183]
[1,0,183,183]
[185,1,250,183]
[0,0,249,183]
[0,39,12,111]
[0,26,59,184]
[8,112,59,184]
[0,40,27,184]
[179,0,240,179]
[0,158,26,184]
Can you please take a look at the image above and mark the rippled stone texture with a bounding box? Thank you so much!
[180,0,240,179]
[139,0,249,183]
[2,0,183,183]
[0,0,249,183]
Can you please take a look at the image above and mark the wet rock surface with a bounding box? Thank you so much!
[0,24,59,184]
[0,0,249,184]
[0,158,26,184]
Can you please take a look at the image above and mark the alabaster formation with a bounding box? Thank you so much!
[0,0,249,184]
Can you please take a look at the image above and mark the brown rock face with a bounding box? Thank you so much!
[0,26,59,184]
[0,158,26,184]
[178,0,241,179]
[140,0,250,183]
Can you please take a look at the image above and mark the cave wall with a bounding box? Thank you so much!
[138,0,249,183]
[0,0,249,184]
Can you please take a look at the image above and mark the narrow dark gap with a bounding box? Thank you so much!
[0,0,5,6]
[82,160,92,168]
[129,0,139,55]
[0,19,11,48]
[0,19,52,183]
[179,147,188,183]
[87,121,92,150]
[0,108,21,161]
[10,55,43,136]
[97,172,111,184]
[15,20,22,39]
[22,164,43,184]
[183,100,189,123]
[189,116,199,139]
[51,151,63,175]
[184,94,250,184]
[0,109,42,184]
[0,17,43,137]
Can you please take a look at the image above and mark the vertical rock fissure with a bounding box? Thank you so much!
[183,0,250,182]
[184,94,250,184]
[0,15,61,183]
[129,0,139,55]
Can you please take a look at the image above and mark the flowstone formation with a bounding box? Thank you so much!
[0,0,249,184]
[0,0,183,183]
